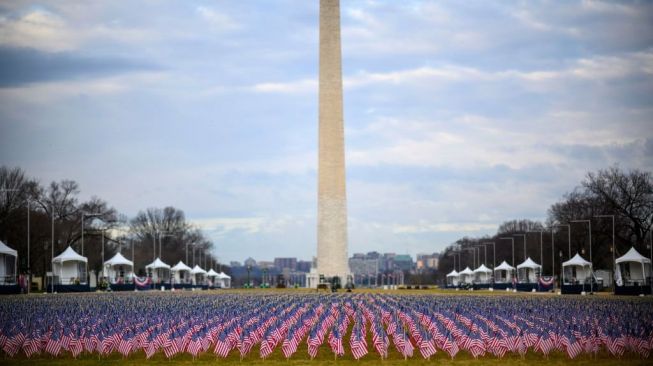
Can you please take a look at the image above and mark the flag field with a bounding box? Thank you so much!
[0,290,651,365]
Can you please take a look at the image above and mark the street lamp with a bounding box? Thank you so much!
[158,232,175,262]
[246,264,252,288]
[81,212,105,256]
[553,224,571,260]
[482,241,496,269]
[595,215,615,291]
[527,231,544,266]
[571,220,593,294]
[514,234,526,261]
[500,237,515,267]
[50,205,55,293]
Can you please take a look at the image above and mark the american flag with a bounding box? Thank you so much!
[0,292,652,360]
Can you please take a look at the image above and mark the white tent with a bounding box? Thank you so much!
[103,252,134,284]
[562,253,592,285]
[52,246,88,284]
[171,261,192,284]
[494,261,515,283]
[190,265,207,285]
[218,272,231,288]
[0,240,17,285]
[446,270,459,286]
[145,257,171,284]
[517,257,541,283]
[459,267,474,284]
[473,264,492,283]
[207,269,219,287]
[615,247,651,286]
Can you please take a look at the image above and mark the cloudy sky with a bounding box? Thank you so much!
[1,1,652,263]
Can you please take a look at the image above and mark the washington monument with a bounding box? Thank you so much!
[317,0,349,283]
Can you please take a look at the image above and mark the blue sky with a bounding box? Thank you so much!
[1,1,652,263]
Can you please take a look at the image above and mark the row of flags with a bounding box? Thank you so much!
[0,292,651,360]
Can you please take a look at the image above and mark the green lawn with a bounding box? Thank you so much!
[1,348,648,366]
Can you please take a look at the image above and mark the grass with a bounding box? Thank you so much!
[1,347,648,366]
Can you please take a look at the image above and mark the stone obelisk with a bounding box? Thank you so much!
[317,0,349,283]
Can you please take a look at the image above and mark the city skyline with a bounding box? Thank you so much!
[1,1,652,263]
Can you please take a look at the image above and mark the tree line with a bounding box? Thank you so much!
[438,166,653,281]
[0,166,224,278]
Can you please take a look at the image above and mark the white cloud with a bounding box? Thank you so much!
[195,6,238,32]
[392,221,498,234]
[0,10,79,51]
[252,79,317,94]
[250,51,653,95]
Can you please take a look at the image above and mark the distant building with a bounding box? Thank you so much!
[296,260,312,273]
[230,261,242,267]
[348,257,379,276]
[258,260,274,269]
[274,257,297,271]
[416,253,439,271]
[366,251,381,260]
[393,254,414,271]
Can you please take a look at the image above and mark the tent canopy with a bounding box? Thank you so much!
[446,270,459,277]
[616,247,651,264]
[0,240,17,257]
[145,257,170,270]
[494,261,514,271]
[474,264,492,273]
[191,265,207,275]
[53,246,87,263]
[459,267,474,275]
[207,269,219,277]
[517,257,541,269]
[104,252,133,267]
[562,253,591,268]
[218,272,231,279]
[171,261,192,272]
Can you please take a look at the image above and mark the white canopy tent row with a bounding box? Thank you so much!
[207,269,219,287]
[615,247,651,287]
[0,240,17,285]
[446,270,459,287]
[103,252,134,284]
[494,261,515,283]
[146,258,171,284]
[217,272,231,288]
[517,257,541,283]
[473,264,492,284]
[562,253,592,285]
[171,261,192,284]
[190,265,207,285]
[458,267,474,284]
[52,246,88,285]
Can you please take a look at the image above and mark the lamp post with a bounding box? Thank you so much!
[514,234,526,261]
[649,229,652,295]
[246,264,252,288]
[81,212,104,257]
[595,215,615,291]
[483,241,496,269]
[554,224,571,260]
[500,237,515,266]
[158,232,175,262]
[527,231,544,266]
[571,220,593,294]
[50,205,55,294]
[151,230,157,261]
